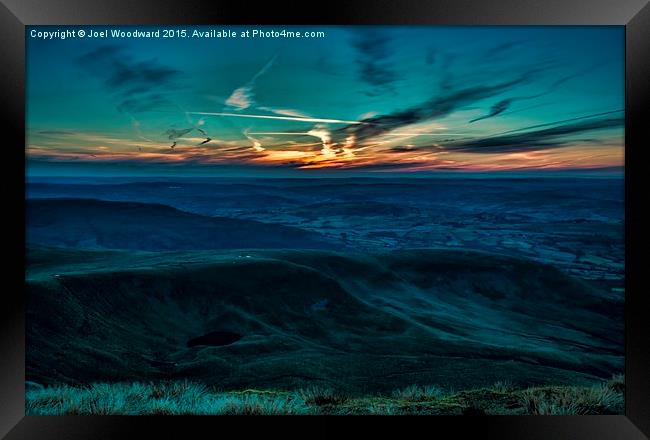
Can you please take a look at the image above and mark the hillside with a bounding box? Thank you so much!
[26,247,623,393]
[26,198,336,251]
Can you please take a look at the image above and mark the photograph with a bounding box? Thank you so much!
[23,25,627,416]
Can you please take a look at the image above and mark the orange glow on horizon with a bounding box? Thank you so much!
[26,133,624,173]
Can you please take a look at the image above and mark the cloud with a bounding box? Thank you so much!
[469,98,512,123]
[359,111,378,120]
[337,49,591,137]
[494,110,623,136]
[223,57,317,122]
[165,128,194,140]
[77,45,181,114]
[338,74,531,141]
[106,60,177,91]
[78,46,180,91]
[352,30,397,92]
[306,126,335,158]
[243,130,265,152]
[468,68,601,124]
[446,117,623,153]
[225,87,251,110]
[77,45,122,64]
[387,145,419,153]
[225,56,276,110]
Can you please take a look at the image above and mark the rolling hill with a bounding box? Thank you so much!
[26,246,623,394]
[27,198,336,251]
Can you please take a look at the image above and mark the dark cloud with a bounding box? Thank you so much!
[352,30,397,92]
[446,117,623,153]
[164,128,194,140]
[467,70,597,124]
[547,64,605,90]
[494,110,623,136]
[78,45,180,91]
[469,98,512,123]
[338,74,530,141]
[77,45,122,64]
[105,60,177,90]
[387,146,419,153]
[77,45,181,114]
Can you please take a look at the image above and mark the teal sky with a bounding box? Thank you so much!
[26,26,624,177]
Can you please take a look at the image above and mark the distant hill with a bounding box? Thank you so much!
[27,198,336,251]
[26,182,306,215]
[26,247,622,392]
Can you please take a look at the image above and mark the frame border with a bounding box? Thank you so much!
[1,1,648,438]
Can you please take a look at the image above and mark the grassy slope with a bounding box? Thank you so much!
[26,376,625,415]
[27,247,623,394]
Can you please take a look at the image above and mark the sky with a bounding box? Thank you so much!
[26,26,624,177]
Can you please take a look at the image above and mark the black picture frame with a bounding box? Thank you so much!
[1,0,648,438]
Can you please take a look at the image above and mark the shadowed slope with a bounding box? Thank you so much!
[26,198,336,251]
[26,247,622,393]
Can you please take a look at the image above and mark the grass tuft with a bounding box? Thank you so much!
[298,386,348,406]
[25,376,624,415]
[392,384,446,402]
[221,394,309,415]
[518,383,623,415]
[491,380,516,394]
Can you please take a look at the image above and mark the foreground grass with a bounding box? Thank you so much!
[26,377,624,415]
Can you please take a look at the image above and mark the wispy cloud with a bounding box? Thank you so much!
[338,74,533,141]
[224,88,251,110]
[352,30,397,93]
[77,45,181,114]
[468,69,600,124]
[491,110,623,136]
[445,116,623,153]
[243,130,265,152]
[469,99,513,123]
[225,56,276,110]
[223,58,315,121]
